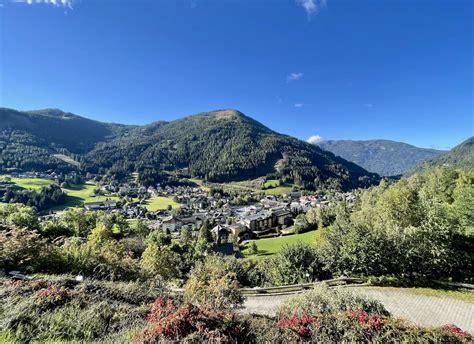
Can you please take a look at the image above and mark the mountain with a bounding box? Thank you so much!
[0,108,379,190]
[0,107,133,171]
[415,137,474,171]
[315,139,446,176]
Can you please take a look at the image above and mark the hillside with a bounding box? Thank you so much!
[316,139,445,176]
[0,108,379,190]
[83,109,379,190]
[416,137,474,171]
[0,108,133,171]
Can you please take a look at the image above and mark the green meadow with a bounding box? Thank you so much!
[241,229,324,259]
[143,196,180,211]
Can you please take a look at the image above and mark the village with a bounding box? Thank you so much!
[0,170,359,246]
[82,179,348,246]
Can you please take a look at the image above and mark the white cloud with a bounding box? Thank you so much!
[307,135,324,144]
[287,72,303,82]
[294,103,304,107]
[10,0,75,8]
[363,103,373,108]
[296,0,328,17]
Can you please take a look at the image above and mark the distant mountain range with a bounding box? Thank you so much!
[316,139,446,176]
[0,108,378,190]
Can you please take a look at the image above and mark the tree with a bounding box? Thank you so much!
[0,203,39,230]
[183,255,244,310]
[140,243,181,281]
[249,241,258,255]
[180,227,192,244]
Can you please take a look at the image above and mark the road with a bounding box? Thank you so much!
[242,286,474,332]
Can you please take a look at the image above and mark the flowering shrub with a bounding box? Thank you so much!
[135,298,243,343]
[147,297,177,323]
[277,313,316,339]
[348,308,383,331]
[442,324,472,340]
[36,286,74,308]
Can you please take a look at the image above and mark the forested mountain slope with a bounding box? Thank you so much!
[415,137,474,171]
[316,139,445,176]
[83,110,379,190]
[0,108,133,171]
[1,107,379,190]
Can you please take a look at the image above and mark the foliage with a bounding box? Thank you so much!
[318,168,473,279]
[0,228,64,273]
[2,184,66,212]
[140,243,181,281]
[183,255,244,310]
[263,242,330,286]
[0,203,39,230]
[278,284,389,318]
[136,299,243,343]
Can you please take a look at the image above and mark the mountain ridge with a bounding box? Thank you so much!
[1,107,379,190]
[316,139,446,176]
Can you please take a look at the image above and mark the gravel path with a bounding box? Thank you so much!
[243,286,474,332]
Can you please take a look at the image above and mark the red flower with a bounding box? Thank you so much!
[147,297,177,323]
[277,313,316,339]
[442,324,471,339]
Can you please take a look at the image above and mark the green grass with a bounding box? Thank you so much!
[263,179,280,188]
[52,183,119,211]
[143,196,180,211]
[264,185,293,195]
[241,229,324,260]
[8,177,54,190]
[53,154,81,167]
[384,286,474,304]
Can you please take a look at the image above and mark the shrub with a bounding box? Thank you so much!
[0,228,64,273]
[135,300,243,343]
[278,284,389,317]
[183,255,244,310]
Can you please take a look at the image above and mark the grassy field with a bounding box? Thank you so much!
[264,185,293,195]
[8,177,54,190]
[51,183,120,211]
[384,286,474,304]
[144,196,180,211]
[241,229,324,259]
[53,154,81,167]
[263,179,280,188]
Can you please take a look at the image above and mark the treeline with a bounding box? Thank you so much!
[2,184,66,212]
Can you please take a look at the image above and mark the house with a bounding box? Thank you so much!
[84,200,118,211]
[272,209,293,227]
[211,223,251,244]
[159,215,184,233]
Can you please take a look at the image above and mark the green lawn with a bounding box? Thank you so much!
[51,182,120,211]
[264,186,293,195]
[144,196,180,211]
[8,177,54,190]
[384,286,474,304]
[241,229,324,259]
[263,179,280,188]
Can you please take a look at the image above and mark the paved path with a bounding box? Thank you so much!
[243,286,474,332]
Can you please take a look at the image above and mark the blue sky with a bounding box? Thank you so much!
[0,0,472,149]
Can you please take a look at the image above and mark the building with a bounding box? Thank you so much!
[84,200,118,211]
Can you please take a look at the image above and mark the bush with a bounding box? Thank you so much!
[278,284,389,318]
[183,255,244,310]
[264,242,331,286]
[135,299,244,343]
